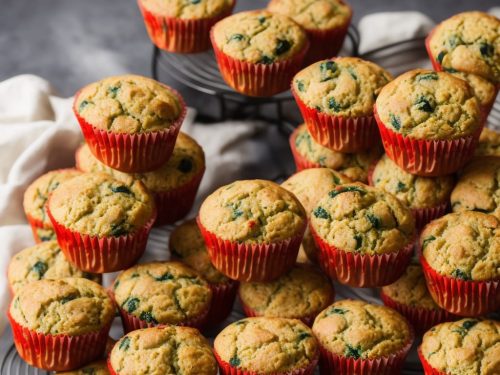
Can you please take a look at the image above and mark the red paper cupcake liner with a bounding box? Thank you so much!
[425,30,442,73]
[197,218,305,282]
[203,280,239,327]
[374,107,481,176]
[311,225,415,288]
[26,212,53,243]
[420,256,500,316]
[289,127,322,171]
[418,348,447,375]
[8,311,111,372]
[211,31,309,97]
[47,200,157,273]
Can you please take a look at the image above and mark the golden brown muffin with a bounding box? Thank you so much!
[56,360,109,375]
[450,71,497,109]
[140,0,233,19]
[475,127,500,157]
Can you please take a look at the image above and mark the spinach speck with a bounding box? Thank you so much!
[451,269,471,281]
[32,261,48,279]
[229,34,244,42]
[275,39,291,55]
[232,208,244,220]
[389,114,401,131]
[417,72,438,81]
[260,55,274,65]
[366,213,381,229]
[328,97,341,112]
[110,222,128,237]
[155,272,174,282]
[444,67,458,73]
[79,100,90,112]
[139,311,158,324]
[396,181,406,192]
[345,344,362,359]
[422,235,436,249]
[108,86,120,98]
[297,332,311,341]
[436,51,446,65]
[329,307,348,315]
[452,320,478,336]
[178,158,193,173]
[479,43,494,57]
[319,61,338,82]
[332,174,341,185]
[82,368,96,375]
[328,186,366,198]
[258,16,266,24]
[119,336,131,351]
[229,354,241,367]
[415,96,435,113]
[124,297,140,313]
[60,295,77,304]
[111,185,131,194]
[191,0,201,3]
[296,80,305,92]
[313,207,331,220]
[354,235,362,250]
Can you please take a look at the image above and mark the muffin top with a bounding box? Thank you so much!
[428,11,500,83]
[293,57,392,116]
[76,132,205,192]
[381,263,440,310]
[421,319,500,375]
[450,71,497,108]
[372,154,455,209]
[170,219,229,284]
[23,169,82,228]
[112,262,212,325]
[375,69,481,140]
[239,264,334,318]
[56,360,109,375]
[199,179,306,243]
[292,124,382,182]
[8,241,100,294]
[140,0,233,19]
[476,127,500,157]
[310,183,415,254]
[75,75,183,133]
[48,173,155,237]
[212,10,308,64]
[313,300,411,359]
[451,157,500,218]
[267,0,352,30]
[109,326,217,375]
[214,317,318,373]
[9,278,115,335]
[421,211,500,281]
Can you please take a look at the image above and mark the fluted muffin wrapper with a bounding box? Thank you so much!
[197,218,305,282]
[204,279,239,327]
[137,0,235,53]
[289,127,322,171]
[418,347,447,375]
[8,311,111,372]
[420,255,500,316]
[211,31,309,97]
[26,212,53,243]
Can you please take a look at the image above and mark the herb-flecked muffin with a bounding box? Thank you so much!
[57,360,109,375]
[310,182,416,287]
[312,300,413,374]
[111,261,212,331]
[375,69,482,176]
[475,127,500,157]
[76,131,205,226]
[23,169,82,243]
[8,278,115,371]
[214,317,319,374]
[47,173,156,273]
[239,264,334,325]
[198,179,307,281]
[74,75,186,172]
[419,318,500,375]
[108,326,217,375]
[7,240,101,294]
[293,57,392,152]
[290,124,383,182]
[211,10,309,97]
[420,211,500,316]
[426,11,500,84]
[267,0,352,64]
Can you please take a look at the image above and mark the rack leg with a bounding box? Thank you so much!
[151,46,160,80]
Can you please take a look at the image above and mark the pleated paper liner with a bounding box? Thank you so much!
[417,348,447,375]
[420,256,500,316]
[8,311,111,372]
[25,212,54,243]
[203,279,239,327]
[289,127,322,171]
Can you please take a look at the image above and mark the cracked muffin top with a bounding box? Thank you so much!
[420,318,500,375]
[212,10,308,64]
[112,262,212,326]
[310,183,415,254]
[312,300,412,359]
[428,12,500,84]
[450,71,498,109]
[420,211,500,281]
[48,173,155,238]
[375,69,481,140]
[293,57,392,117]
[214,317,318,373]
[9,278,115,335]
[56,360,109,375]
[140,0,233,19]
[75,75,184,133]
[475,127,500,157]
[198,179,306,243]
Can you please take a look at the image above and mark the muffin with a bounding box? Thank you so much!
[375,69,482,176]
[214,317,319,375]
[23,169,82,243]
[198,179,307,282]
[138,0,235,53]
[312,300,413,375]
[370,154,454,229]
[426,11,500,84]
[450,156,500,219]
[170,219,238,325]
[7,240,101,294]
[475,127,500,157]
[108,326,217,375]
[47,173,156,273]
[292,57,392,152]
[419,319,500,375]
[310,182,416,287]
[57,360,109,375]
[267,0,352,64]
[420,211,500,316]
[74,75,186,172]
[211,10,309,97]
[289,124,383,182]
[8,278,115,371]
[111,261,212,332]
[239,264,334,325]
[76,131,205,226]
